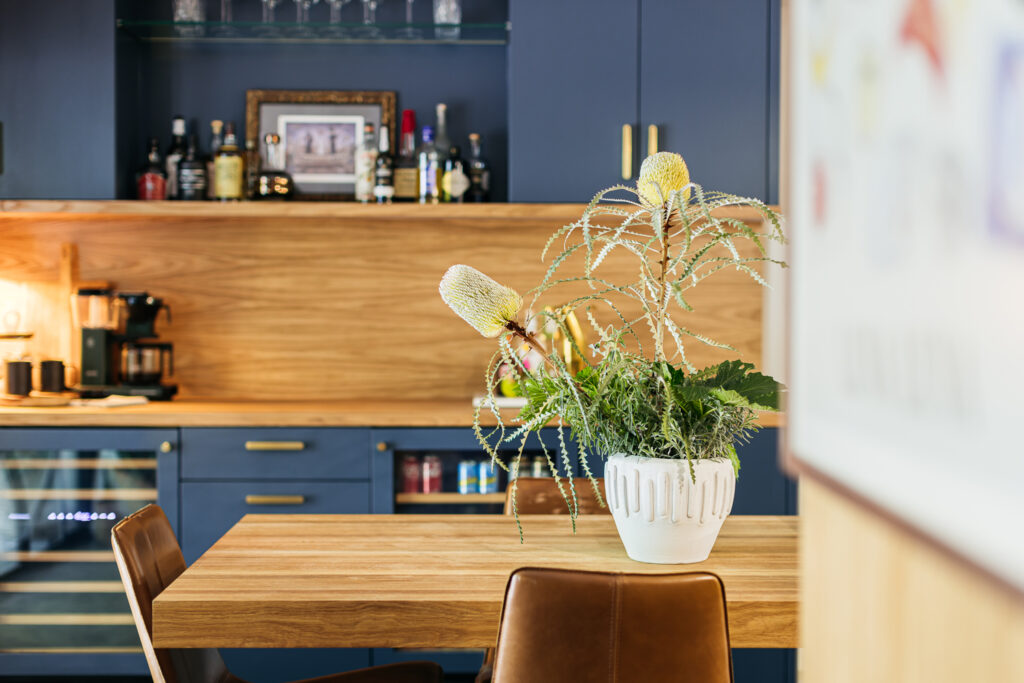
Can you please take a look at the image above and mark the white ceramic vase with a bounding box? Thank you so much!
[604,454,735,564]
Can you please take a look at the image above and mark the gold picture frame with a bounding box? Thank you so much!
[245,89,397,200]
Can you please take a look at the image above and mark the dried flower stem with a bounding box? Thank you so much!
[655,208,672,363]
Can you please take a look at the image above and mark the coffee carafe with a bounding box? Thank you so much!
[76,289,178,400]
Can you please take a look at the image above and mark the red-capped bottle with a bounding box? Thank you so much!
[136,137,167,200]
[392,109,419,202]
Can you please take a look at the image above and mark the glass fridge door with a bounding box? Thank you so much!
[0,429,173,660]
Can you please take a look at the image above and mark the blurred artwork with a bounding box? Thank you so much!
[990,45,1024,243]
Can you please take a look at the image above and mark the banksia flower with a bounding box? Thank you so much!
[637,151,691,206]
[439,265,523,338]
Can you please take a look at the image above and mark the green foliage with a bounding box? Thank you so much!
[472,178,787,529]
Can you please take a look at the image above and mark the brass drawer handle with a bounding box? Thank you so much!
[244,441,306,451]
[159,441,174,453]
[648,124,658,156]
[245,495,306,505]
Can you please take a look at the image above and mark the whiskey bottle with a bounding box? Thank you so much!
[206,119,223,199]
[177,134,208,201]
[433,103,451,170]
[137,138,167,200]
[393,109,419,202]
[373,124,395,204]
[213,121,244,201]
[165,116,187,199]
[466,133,491,203]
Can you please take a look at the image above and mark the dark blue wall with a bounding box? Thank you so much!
[0,0,117,199]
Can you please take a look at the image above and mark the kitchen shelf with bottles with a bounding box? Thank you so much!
[116,20,508,45]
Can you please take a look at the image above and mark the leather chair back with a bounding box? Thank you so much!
[111,504,232,683]
[490,568,733,683]
[504,477,611,515]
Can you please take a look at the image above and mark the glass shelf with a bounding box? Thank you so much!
[116,20,509,45]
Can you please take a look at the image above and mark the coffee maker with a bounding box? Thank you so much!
[76,289,178,400]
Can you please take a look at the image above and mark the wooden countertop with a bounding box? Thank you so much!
[0,399,785,428]
[152,514,798,649]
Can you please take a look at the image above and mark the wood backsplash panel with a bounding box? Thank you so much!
[0,205,772,400]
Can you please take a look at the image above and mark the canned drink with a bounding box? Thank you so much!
[457,460,478,494]
[530,455,549,478]
[422,455,443,493]
[478,460,498,494]
[401,455,421,493]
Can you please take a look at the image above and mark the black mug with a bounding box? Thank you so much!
[40,360,65,393]
[5,360,31,396]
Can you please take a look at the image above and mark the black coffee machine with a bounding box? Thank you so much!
[76,289,177,400]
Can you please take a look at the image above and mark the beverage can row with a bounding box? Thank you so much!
[460,459,499,495]
[401,454,442,493]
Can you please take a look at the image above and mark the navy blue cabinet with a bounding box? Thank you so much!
[508,0,640,202]
[509,0,780,203]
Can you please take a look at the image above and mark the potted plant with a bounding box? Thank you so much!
[439,152,786,563]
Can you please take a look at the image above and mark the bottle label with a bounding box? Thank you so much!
[214,156,244,199]
[374,185,395,200]
[393,167,419,199]
[179,167,208,195]
[138,172,166,200]
[442,168,471,200]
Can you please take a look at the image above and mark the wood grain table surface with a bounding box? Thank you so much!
[152,514,798,650]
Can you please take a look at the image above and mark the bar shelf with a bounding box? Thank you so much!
[116,20,509,45]
[394,492,505,505]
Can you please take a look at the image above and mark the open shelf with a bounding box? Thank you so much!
[395,492,505,505]
[117,20,509,45]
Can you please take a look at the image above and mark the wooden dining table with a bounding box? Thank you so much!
[151,514,798,650]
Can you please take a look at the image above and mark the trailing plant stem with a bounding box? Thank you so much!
[655,207,672,363]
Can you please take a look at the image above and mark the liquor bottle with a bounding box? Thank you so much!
[136,137,167,200]
[466,133,491,203]
[355,123,377,203]
[441,145,469,203]
[417,125,440,204]
[373,124,395,204]
[165,116,187,199]
[244,139,260,200]
[433,103,452,170]
[393,109,419,202]
[213,121,244,201]
[177,133,208,201]
[206,120,223,199]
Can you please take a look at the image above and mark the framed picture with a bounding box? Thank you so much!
[245,89,396,199]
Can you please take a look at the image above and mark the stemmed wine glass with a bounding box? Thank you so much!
[359,0,382,38]
[326,0,353,36]
[293,0,322,35]
[396,0,421,39]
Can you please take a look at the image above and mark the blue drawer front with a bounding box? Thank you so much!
[180,481,370,563]
[181,428,369,481]
[221,648,370,683]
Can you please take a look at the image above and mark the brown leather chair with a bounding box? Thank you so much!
[503,477,611,515]
[111,504,442,683]
[489,568,733,683]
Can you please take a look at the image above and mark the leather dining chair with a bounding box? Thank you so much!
[502,476,611,515]
[111,504,443,683]
[488,568,733,683]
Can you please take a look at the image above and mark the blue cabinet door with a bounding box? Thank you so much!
[639,0,774,201]
[508,0,640,202]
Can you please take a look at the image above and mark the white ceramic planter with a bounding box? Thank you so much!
[604,454,735,564]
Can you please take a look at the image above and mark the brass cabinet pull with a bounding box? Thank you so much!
[621,124,633,179]
[376,442,388,452]
[159,441,174,454]
[244,441,306,451]
[648,124,658,156]
[245,495,306,505]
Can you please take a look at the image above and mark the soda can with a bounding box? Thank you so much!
[457,460,479,494]
[530,455,549,478]
[401,455,421,493]
[422,455,443,493]
[478,460,498,494]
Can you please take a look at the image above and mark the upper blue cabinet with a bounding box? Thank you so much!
[509,0,780,203]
